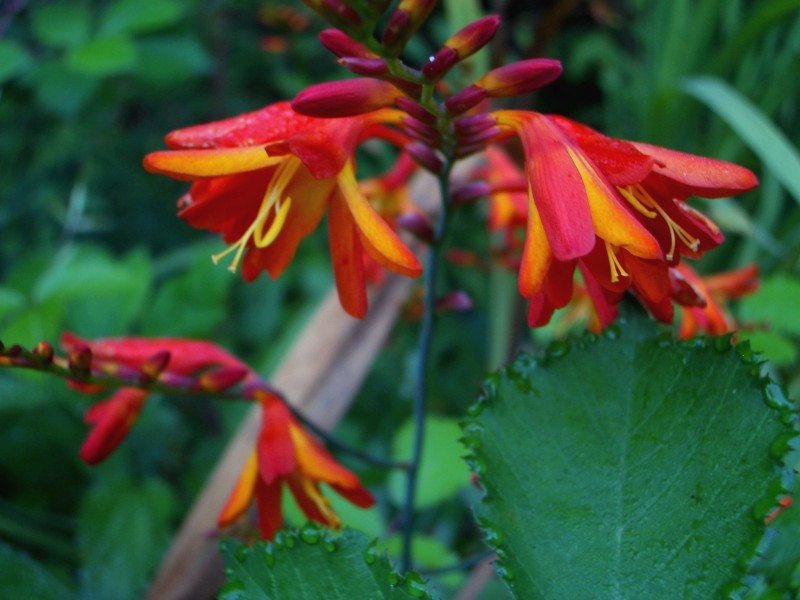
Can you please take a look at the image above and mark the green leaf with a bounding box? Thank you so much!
[30,61,99,116]
[682,76,800,205]
[0,40,32,83]
[0,542,75,600]
[389,416,472,508]
[737,330,798,367]
[66,36,138,77]
[99,0,184,36]
[219,527,436,599]
[30,3,91,49]
[738,275,800,337]
[34,246,151,336]
[136,35,211,84]
[78,477,176,600]
[463,314,793,598]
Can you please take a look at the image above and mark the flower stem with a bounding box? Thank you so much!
[400,159,453,572]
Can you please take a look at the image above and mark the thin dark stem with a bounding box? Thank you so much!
[400,160,453,573]
[287,404,409,471]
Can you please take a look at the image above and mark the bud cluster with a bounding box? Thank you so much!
[293,0,563,170]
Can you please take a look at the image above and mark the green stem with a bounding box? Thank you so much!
[400,159,453,572]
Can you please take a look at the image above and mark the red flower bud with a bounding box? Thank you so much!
[475,58,562,97]
[139,351,171,384]
[68,344,92,378]
[338,57,390,76]
[444,86,489,115]
[436,290,473,312]
[381,0,437,55]
[451,181,491,204]
[292,79,402,117]
[397,212,434,242]
[446,58,562,114]
[33,341,54,365]
[402,116,440,144]
[395,97,437,125]
[318,29,377,59]
[193,367,250,393]
[422,15,501,80]
[405,141,444,173]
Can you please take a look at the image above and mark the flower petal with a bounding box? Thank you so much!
[337,163,421,278]
[143,147,282,180]
[518,190,552,298]
[633,142,758,197]
[328,190,368,318]
[218,451,259,527]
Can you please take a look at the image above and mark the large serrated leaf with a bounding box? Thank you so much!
[463,314,793,599]
[219,527,437,599]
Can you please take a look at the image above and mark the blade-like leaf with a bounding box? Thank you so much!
[219,527,437,599]
[681,76,800,205]
[463,313,794,599]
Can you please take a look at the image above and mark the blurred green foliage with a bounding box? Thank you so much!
[0,0,799,598]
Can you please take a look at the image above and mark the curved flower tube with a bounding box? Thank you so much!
[218,389,374,540]
[144,101,422,318]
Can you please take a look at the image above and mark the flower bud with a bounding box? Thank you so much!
[381,0,437,55]
[436,290,473,312]
[338,57,390,76]
[292,79,402,117]
[397,212,434,242]
[402,116,440,145]
[446,58,562,114]
[405,141,444,173]
[395,97,436,125]
[422,15,501,80]
[68,344,92,378]
[33,341,54,365]
[453,113,497,136]
[451,181,491,204]
[139,351,171,384]
[194,367,249,392]
[301,0,363,31]
[318,29,377,59]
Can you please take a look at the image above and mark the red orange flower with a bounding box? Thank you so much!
[218,389,374,540]
[486,111,757,328]
[61,333,251,464]
[143,101,422,318]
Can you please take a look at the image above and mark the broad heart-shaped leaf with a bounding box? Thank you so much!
[463,314,795,599]
[219,527,437,599]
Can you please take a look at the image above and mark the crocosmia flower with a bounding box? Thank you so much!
[218,389,374,540]
[485,111,757,328]
[143,101,422,318]
[61,333,251,464]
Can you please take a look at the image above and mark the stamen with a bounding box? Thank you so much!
[211,158,301,272]
[605,241,628,283]
[650,202,700,261]
[618,185,657,218]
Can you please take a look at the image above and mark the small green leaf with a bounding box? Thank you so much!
[30,3,91,49]
[0,40,32,83]
[219,527,437,599]
[389,416,472,508]
[66,36,138,77]
[464,314,793,598]
[682,76,800,205]
[99,0,184,36]
[0,542,75,600]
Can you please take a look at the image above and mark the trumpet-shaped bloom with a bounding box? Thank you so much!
[488,111,757,328]
[61,333,251,464]
[144,101,422,318]
[218,390,374,540]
